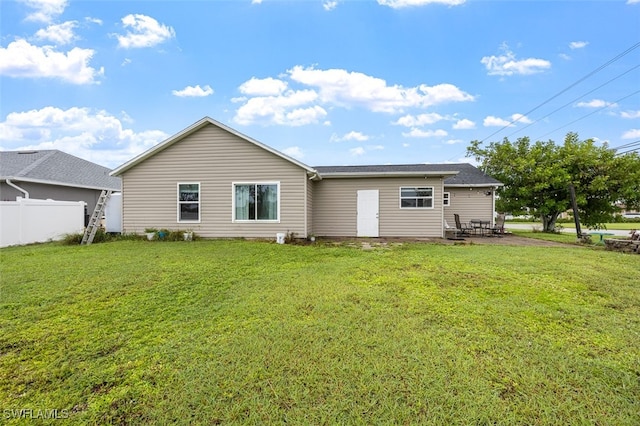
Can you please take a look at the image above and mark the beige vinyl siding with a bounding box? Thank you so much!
[121,124,307,238]
[313,177,445,237]
[444,187,495,226]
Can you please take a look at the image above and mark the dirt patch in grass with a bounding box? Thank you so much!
[319,234,581,249]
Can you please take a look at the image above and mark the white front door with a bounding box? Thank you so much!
[357,189,379,237]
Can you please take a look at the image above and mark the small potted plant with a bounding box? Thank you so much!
[144,228,157,241]
[308,233,316,242]
[183,229,193,241]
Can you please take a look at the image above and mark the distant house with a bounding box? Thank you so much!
[110,117,502,239]
[0,150,121,215]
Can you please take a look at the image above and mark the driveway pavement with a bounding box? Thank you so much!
[505,223,631,237]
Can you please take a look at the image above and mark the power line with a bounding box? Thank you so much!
[504,64,640,139]
[534,90,640,140]
[616,147,640,156]
[478,40,640,144]
[611,140,640,151]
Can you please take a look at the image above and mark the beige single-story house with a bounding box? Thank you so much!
[110,117,502,239]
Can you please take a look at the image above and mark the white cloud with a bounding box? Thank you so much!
[622,129,640,139]
[481,114,530,127]
[116,14,175,49]
[350,147,365,156]
[239,77,287,96]
[0,106,168,168]
[0,39,103,84]
[377,0,465,8]
[331,131,370,142]
[234,66,473,126]
[621,110,640,119]
[401,128,448,138]
[483,116,513,127]
[172,85,214,97]
[575,99,616,108]
[288,65,473,113]
[445,139,464,145]
[282,146,304,159]
[569,41,589,49]
[323,1,339,11]
[452,118,475,129]
[285,106,328,126]
[21,0,68,23]
[369,144,384,150]
[559,53,572,61]
[234,89,325,126]
[481,44,551,76]
[34,21,78,45]
[626,0,639,4]
[394,113,445,127]
[510,113,532,124]
[251,0,262,3]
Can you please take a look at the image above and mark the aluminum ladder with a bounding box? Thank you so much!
[81,190,112,245]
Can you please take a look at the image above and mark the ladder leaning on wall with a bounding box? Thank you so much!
[81,189,112,245]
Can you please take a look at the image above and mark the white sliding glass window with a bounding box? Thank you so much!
[234,182,279,221]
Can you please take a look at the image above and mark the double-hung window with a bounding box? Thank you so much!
[178,183,200,222]
[234,182,279,221]
[400,187,434,209]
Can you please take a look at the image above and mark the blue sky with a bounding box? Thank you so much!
[1,0,639,169]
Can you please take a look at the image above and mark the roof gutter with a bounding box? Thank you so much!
[5,178,29,199]
[445,183,504,188]
[319,171,459,179]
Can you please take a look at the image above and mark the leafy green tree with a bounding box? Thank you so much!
[467,133,640,232]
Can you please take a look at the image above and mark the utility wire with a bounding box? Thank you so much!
[616,147,640,155]
[478,41,640,144]
[611,139,640,151]
[534,90,640,140]
[504,64,640,139]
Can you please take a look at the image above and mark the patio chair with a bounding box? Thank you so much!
[492,213,506,236]
[454,214,472,237]
[444,220,466,240]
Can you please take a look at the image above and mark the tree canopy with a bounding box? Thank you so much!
[467,133,640,232]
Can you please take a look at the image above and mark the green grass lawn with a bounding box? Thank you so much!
[1,240,639,424]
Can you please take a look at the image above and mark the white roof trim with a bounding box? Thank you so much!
[319,171,459,179]
[110,116,317,176]
[1,176,120,191]
[445,183,504,187]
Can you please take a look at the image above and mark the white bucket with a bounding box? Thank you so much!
[276,233,286,244]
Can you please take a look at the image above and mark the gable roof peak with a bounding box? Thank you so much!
[110,116,316,176]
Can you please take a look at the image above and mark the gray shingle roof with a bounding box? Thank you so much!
[0,150,121,190]
[314,163,502,186]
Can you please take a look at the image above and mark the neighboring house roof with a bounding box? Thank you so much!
[110,116,317,177]
[0,150,121,191]
[314,163,503,186]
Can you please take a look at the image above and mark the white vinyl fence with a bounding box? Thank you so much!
[0,197,85,248]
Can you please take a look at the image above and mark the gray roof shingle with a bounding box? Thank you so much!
[0,150,121,190]
[314,163,502,186]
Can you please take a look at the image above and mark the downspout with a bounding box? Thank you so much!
[6,178,29,199]
[491,186,497,226]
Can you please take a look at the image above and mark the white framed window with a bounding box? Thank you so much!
[443,192,450,207]
[178,182,200,222]
[400,187,434,209]
[233,182,280,222]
